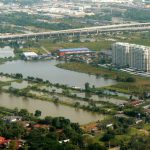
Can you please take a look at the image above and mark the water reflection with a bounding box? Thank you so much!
[0,46,14,58]
[0,92,105,124]
[0,60,117,88]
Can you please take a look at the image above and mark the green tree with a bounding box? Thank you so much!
[74,102,80,108]
[18,109,30,118]
[8,140,17,150]
[34,110,42,117]
[87,143,106,150]
[85,82,90,92]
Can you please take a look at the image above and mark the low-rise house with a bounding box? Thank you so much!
[0,136,10,148]
[0,137,24,149]
[114,114,129,119]
[33,124,50,129]
[59,139,70,144]
[18,121,30,128]
[3,116,22,123]
[145,109,150,115]
[129,100,143,107]
[106,123,113,129]
[143,105,150,109]
[99,50,112,60]
[135,119,143,124]
[81,123,99,133]
[91,127,100,134]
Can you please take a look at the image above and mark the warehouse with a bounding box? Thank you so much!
[58,48,93,56]
[22,52,38,60]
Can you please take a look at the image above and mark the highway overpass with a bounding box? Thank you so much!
[0,23,150,41]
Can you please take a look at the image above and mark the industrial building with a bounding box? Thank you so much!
[112,42,150,72]
[22,52,38,60]
[58,48,93,56]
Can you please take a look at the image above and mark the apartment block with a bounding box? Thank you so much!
[112,42,150,72]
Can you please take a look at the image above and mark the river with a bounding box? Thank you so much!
[0,60,116,88]
[0,92,105,124]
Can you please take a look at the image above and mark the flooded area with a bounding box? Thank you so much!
[0,76,14,82]
[10,81,30,89]
[0,59,120,124]
[0,46,15,58]
[0,92,105,124]
[73,92,127,105]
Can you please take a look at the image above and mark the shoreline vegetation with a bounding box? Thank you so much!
[57,62,150,96]
[0,72,120,116]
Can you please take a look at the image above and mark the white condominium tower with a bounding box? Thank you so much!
[112,42,150,72]
[112,42,130,67]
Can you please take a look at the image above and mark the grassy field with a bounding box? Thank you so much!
[38,39,113,52]
[17,32,150,54]
[124,32,150,47]
[19,38,113,54]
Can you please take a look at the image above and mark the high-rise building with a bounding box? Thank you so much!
[112,42,130,67]
[112,42,150,72]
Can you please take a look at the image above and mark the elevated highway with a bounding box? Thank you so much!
[0,23,150,41]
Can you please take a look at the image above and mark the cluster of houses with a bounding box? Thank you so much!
[0,115,70,149]
[81,98,147,136]
[0,136,24,149]
[21,47,113,66]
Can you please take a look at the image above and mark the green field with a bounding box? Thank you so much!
[18,31,150,54]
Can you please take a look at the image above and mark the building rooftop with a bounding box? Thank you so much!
[22,52,38,57]
[0,136,6,145]
[59,48,90,52]
[114,42,150,50]
[3,116,22,122]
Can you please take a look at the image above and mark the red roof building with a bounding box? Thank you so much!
[33,124,49,129]
[0,136,10,148]
[0,137,6,145]
[130,100,143,107]
[58,48,93,56]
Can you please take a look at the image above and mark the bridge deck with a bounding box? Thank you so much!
[0,23,150,41]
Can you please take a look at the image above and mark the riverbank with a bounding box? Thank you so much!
[0,73,112,124]
[57,62,150,96]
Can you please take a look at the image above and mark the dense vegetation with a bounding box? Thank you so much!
[0,106,150,150]
[0,107,108,150]
[124,8,150,22]
[84,8,150,23]
[0,13,72,31]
